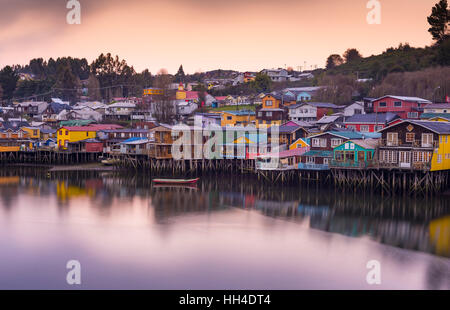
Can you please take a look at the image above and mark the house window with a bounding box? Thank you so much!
[323,158,329,165]
[405,133,415,143]
[367,152,373,160]
[266,100,273,106]
[335,151,344,161]
[331,139,343,148]
[375,125,384,131]
[407,112,419,118]
[227,116,232,120]
[65,131,68,135]
[354,109,362,114]
[387,132,398,146]
[347,125,356,130]
[379,102,387,107]
[394,101,402,107]
[360,125,370,132]
[421,133,433,147]
[306,157,315,164]
[437,154,442,163]
[266,112,272,117]
[258,112,262,117]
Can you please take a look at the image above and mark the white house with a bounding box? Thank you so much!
[343,102,365,117]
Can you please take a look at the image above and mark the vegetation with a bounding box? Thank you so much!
[427,0,450,44]
[208,104,257,112]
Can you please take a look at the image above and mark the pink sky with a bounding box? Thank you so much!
[0,0,439,74]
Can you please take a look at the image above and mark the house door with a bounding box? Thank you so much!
[357,151,365,162]
[399,151,411,168]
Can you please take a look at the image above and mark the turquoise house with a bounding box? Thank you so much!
[332,139,378,168]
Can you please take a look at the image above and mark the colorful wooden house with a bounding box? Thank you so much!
[377,120,450,171]
[331,139,378,168]
[255,94,289,128]
[298,131,369,170]
[289,137,309,150]
[221,110,256,127]
[57,124,122,150]
[149,125,174,159]
[344,112,400,132]
[371,95,431,119]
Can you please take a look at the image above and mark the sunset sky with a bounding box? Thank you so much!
[0,0,440,74]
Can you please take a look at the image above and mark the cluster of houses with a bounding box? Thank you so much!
[1,83,450,173]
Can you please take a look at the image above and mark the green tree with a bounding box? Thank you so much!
[0,66,19,100]
[252,73,272,93]
[86,74,102,101]
[427,0,450,44]
[175,65,185,83]
[326,54,344,69]
[90,53,136,102]
[343,48,363,63]
[54,62,80,104]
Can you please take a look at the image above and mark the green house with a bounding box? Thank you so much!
[332,139,378,168]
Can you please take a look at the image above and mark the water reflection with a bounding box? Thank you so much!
[0,167,449,289]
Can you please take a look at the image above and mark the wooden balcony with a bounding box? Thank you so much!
[379,139,438,148]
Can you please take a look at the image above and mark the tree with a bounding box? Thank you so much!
[175,65,185,83]
[86,74,102,101]
[152,69,176,123]
[427,0,450,44]
[53,62,80,104]
[90,53,136,102]
[0,66,19,100]
[0,85,3,101]
[251,73,272,93]
[326,54,344,69]
[343,48,363,63]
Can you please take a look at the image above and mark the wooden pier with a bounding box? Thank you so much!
[1,150,449,195]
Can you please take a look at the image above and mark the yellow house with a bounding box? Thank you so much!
[176,83,187,100]
[57,126,97,149]
[221,110,256,127]
[431,133,450,171]
[143,88,164,96]
[21,127,40,139]
[429,116,450,122]
[289,137,309,150]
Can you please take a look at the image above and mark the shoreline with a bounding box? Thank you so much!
[4,162,116,172]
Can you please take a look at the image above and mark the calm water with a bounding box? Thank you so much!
[0,168,449,290]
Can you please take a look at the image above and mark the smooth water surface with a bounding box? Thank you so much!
[0,169,449,289]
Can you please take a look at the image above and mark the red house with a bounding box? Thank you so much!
[371,96,431,119]
[344,113,400,132]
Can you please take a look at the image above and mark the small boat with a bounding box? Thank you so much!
[152,178,200,184]
[101,158,119,166]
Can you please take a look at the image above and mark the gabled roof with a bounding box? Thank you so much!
[309,130,366,140]
[423,103,450,109]
[268,124,307,134]
[420,113,450,120]
[379,120,450,134]
[316,115,343,124]
[288,102,340,109]
[336,139,379,150]
[345,112,400,124]
[223,110,255,116]
[373,95,431,103]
